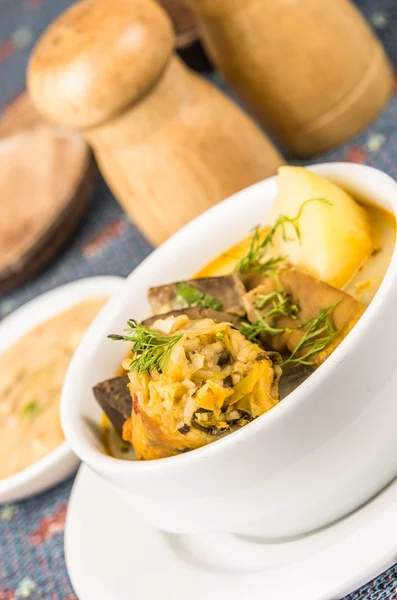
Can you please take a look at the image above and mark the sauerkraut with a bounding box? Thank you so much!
[121,315,281,460]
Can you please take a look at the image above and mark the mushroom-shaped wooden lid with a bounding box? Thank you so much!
[28,0,175,129]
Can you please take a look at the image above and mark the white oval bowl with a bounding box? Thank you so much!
[62,163,397,539]
[0,276,123,504]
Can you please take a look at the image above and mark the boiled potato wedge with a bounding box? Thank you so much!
[268,166,374,289]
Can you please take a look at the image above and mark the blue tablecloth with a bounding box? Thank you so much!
[1,0,397,597]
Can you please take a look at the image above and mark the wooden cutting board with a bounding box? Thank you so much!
[0,93,96,293]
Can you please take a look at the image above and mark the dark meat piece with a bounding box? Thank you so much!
[243,263,364,367]
[142,307,242,328]
[240,271,269,291]
[148,275,246,316]
[278,363,313,399]
[93,376,131,435]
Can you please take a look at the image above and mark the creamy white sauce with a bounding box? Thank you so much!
[0,298,106,479]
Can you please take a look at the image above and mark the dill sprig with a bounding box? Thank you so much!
[240,288,297,342]
[282,300,343,366]
[175,282,223,311]
[236,226,286,274]
[240,312,288,341]
[241,294,343,367]
[254,289,299,320]
[236,198,331,274]
[108,319,183,374]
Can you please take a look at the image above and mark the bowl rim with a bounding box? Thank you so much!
[0,275,123,500]
[61,162,397,476]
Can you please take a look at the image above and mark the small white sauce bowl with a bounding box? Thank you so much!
[0,276,123,504]
[62,164,397,540]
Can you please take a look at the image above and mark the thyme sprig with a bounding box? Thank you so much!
[175,282,223,311]
[108,319,183,374]
[236,198,331,274]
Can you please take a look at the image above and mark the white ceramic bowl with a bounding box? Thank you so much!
[0,276,123,504]
[61,163,397,540]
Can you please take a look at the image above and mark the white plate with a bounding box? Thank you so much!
[0,276,123,503]
[65,464,397,600]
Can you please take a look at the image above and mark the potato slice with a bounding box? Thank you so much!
[268,166,374,289]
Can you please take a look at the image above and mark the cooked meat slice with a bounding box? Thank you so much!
[143,307,242,328]
[278,363,313,399]
[93,376,130,435]
[148,275,246,316]
[243,264,365,367]
[240,271,270,291]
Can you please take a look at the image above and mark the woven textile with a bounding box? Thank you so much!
[1,0,397,597]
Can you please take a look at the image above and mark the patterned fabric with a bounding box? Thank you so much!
[0,0,397,597]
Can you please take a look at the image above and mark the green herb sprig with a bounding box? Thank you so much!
[254,289,299,320]
[108,320,183,374]
[282,300,343,366]
[175,282,223,311]
[20,400,42,420]
[240,298,342,367]
[240,288,298,342]
[236,226,287,274]
[240,313,288,341]
[236,198,331,274]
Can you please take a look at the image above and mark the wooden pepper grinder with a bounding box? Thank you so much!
[157,0,212,72]
[27,0,284,245]
[186,0,394,156]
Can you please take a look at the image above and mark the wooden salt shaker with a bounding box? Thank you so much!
[186,0,394,156]
[27,0,284,245]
